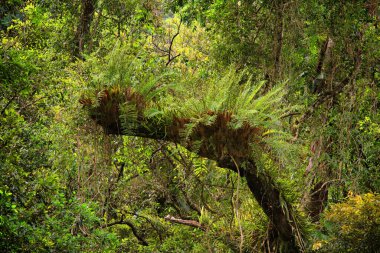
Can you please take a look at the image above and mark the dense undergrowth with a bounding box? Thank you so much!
[1,1,379,252]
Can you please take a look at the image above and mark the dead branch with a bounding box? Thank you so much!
[164,215,205,231]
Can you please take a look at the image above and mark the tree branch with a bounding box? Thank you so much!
[101,217,148,246]
[1,94,17,116]
[164,215,205,231]
[150,17,182,66]
[166,18,182,66]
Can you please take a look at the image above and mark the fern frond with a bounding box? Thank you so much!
[120,102,138,134]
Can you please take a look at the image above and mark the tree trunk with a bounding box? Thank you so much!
[304,181,329,222]
[74,0,96,57]
[272,0,284,82]
[82,91,303,252]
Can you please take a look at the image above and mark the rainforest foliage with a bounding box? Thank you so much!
[1,0,379,252]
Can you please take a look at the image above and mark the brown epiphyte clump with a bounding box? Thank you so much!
[80,87,148,134]
[84,88,263,159]
[171,111,262,160]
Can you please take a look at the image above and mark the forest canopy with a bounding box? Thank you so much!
[1,0,379,252]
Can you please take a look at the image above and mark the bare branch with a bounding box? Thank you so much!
[150,17,182,66]
[166,17,182,66]
[164,215,205,231]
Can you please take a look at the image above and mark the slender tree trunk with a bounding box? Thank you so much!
[272,0,284,82]
[74,0,96,58]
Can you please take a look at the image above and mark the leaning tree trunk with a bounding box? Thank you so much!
[80,89,303,252]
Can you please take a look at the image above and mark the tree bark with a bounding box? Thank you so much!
[272,0,284,82]
[304,181,329,222]
[164,215,205,231]
[74,0,96,57]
